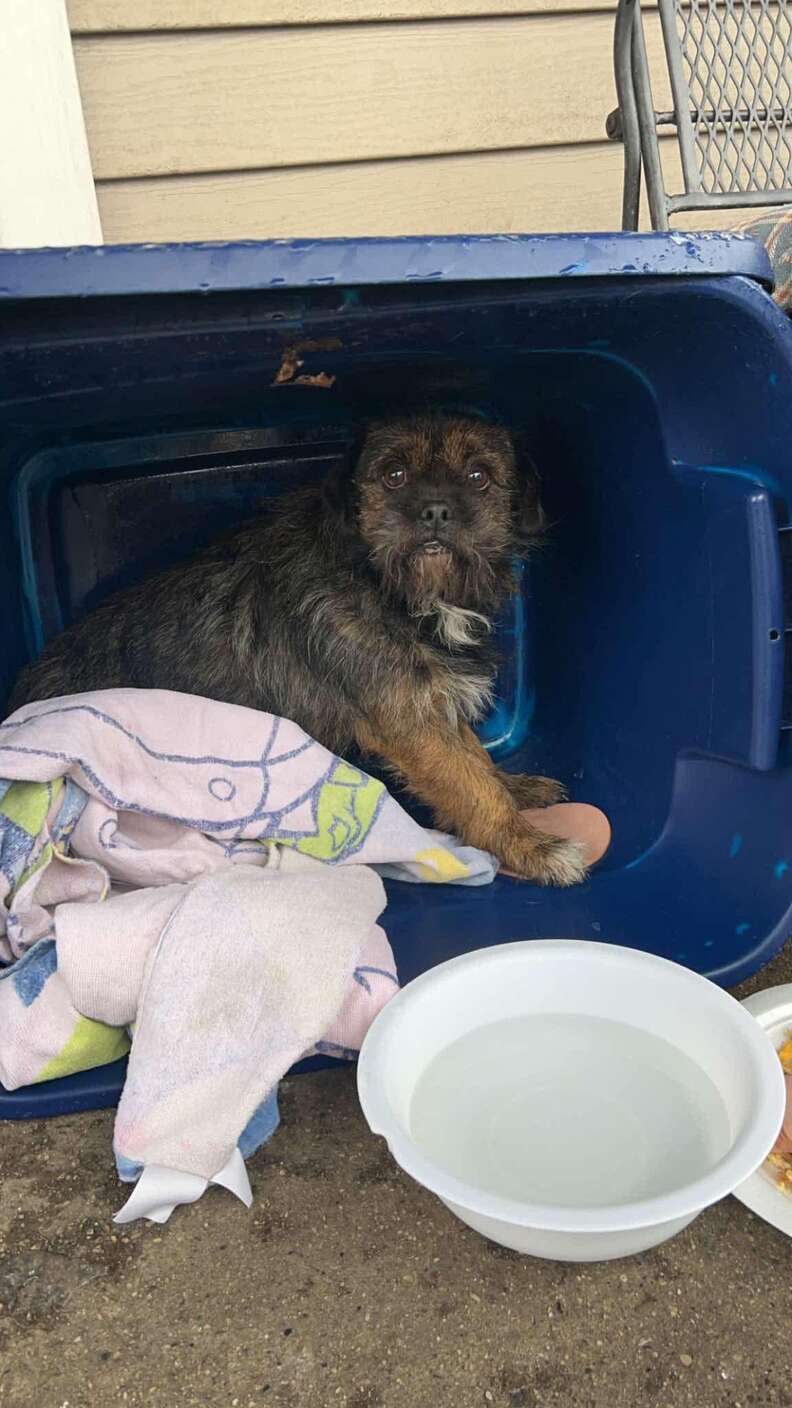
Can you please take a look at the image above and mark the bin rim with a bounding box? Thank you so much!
[0,231,773,301]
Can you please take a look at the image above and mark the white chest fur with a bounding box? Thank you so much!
[428,602,495,725]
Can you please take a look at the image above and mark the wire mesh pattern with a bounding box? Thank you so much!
[673,0,792,194]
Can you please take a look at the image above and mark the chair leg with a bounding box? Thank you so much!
[631,4,670,230]
[613,0,642,230]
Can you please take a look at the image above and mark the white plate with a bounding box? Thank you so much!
[734,983,792,1237]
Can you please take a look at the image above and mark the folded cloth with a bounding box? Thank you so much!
[0,689,495,1221]
[113,854,385,1179]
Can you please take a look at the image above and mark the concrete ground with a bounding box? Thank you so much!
[1,944,790,1408]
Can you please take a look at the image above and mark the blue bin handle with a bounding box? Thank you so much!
[676,466,785,771]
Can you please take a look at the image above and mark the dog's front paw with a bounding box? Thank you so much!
[534,834,588,887]
[501,773,568,809]
[500,821,588,887]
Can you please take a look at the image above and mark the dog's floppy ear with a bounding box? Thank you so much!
[320,428,366,531]
[518,463,546,539]
[320,464,357,532]
[511,434,546,547]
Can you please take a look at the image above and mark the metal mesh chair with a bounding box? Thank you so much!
[607,0,792,229]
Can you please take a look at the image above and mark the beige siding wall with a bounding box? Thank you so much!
[66,0,731,243]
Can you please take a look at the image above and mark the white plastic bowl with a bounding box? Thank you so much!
[357,941,785,1262]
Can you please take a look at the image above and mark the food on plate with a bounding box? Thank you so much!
[766,1031,792,1194]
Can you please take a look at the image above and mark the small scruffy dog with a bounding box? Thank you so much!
[10,414,585,885]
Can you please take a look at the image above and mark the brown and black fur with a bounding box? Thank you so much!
[10,414,586,885]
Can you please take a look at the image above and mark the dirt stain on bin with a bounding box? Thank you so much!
[272,338,342,388]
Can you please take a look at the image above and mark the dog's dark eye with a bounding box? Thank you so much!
[382,466,406,488]
[467,465,490,490]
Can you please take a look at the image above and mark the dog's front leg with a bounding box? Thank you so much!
[356,718,587,886]
[457,725,568,809]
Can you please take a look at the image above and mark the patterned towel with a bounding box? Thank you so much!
[0,690,496,1219]
[732,207,792,311]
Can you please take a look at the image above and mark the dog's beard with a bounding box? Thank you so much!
[406,548,478,615]
[370,538,505,621]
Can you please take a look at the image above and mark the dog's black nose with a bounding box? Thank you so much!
[420,501,452,531]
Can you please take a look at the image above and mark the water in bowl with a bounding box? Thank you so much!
[408,1013,732,1207]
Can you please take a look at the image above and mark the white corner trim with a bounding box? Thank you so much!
[0,0,102,248]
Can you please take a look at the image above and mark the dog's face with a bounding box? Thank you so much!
[352,415,538,614]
